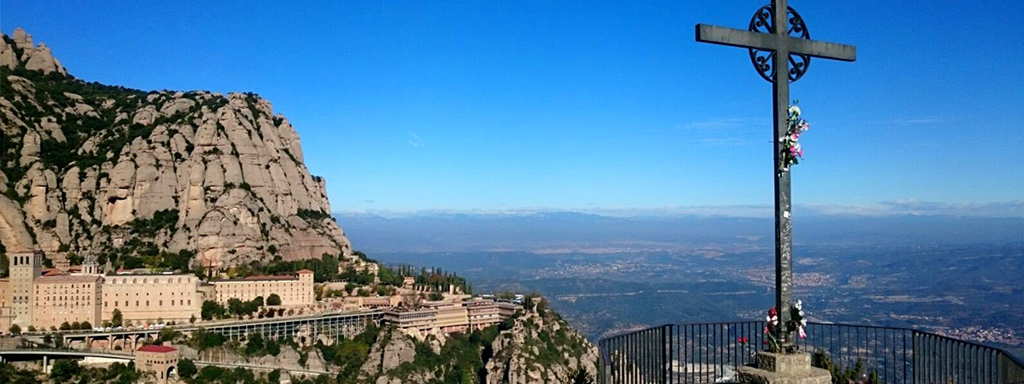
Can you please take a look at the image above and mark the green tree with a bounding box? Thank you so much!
[111,309,124,327]
[177,359,197,379]
[8,324,21,335]
[227,298,244,317]
[267,293,282,306]
[266,339,281,356]
[50,360,81,382]
[201,300,225,320]
[80,321,92,330]
[157,327,182,343]
[245,334,265,356]
[253,296,264,308]
[60,321,72,331]
[190,328,226,351]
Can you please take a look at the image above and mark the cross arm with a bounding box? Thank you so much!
[695,24,856,62]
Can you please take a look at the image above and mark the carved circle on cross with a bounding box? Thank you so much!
[748,5,812,83]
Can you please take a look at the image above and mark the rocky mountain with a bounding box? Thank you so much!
[0,28,353,270]
[357,299,597,384]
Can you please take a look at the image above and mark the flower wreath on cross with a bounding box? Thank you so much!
[763,299,808,353]
[779,103,811,175]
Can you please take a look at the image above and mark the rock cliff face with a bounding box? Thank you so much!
[0,28,352,269]
[482,303,598,384]
[358,302,598,384]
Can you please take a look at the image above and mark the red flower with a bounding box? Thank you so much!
[736,336,749,344]
[768,307,778,317]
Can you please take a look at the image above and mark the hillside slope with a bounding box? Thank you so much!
[0,28,352,270]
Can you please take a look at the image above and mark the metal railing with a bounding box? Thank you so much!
[598,321,1024,384]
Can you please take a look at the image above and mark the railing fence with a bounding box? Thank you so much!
[599,321,1024,384]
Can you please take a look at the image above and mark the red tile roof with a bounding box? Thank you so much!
[138,345,177,353]
[296,269,314,274]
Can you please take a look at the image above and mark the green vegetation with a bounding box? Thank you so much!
[244,333,281,357]
[0,362,37,384]
[812,351,881,384]
[267,293,282,306]
[316,323,380,382]
[201,300,226,320]
[384,320,513,384]
[127,209,179,236]
[187,365,330,384]
[227,297,264,319]
[156,327,184,344]
[231,253,351,283]
[98,235,196,272]
[111,309,123,327]
[177,359,198,379]
[297,208,333,223]
[1,360,141,384]
[189,328,227,351]
[49,360,80,382]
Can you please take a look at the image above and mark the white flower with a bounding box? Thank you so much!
[801,319,807,326]
[795,300,803,310]
[789,106,801,116]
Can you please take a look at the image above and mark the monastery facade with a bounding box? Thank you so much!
[0,251,315,332]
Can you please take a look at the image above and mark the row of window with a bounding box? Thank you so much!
[107,291,192,297]
[107,277,194,284]
[105,299,192,308]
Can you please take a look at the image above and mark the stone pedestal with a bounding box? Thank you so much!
[737,352,831,384]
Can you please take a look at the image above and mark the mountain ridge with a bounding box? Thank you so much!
[0,28,353,271]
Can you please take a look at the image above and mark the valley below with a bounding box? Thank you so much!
[366,242,1024,358]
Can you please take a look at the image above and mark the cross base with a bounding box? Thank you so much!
[737,352,832,384]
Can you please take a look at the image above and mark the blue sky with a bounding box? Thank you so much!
[4,1,1022,214]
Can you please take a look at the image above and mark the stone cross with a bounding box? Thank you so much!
[695,0,855,348]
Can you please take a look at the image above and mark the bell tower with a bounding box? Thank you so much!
[9,250,42,328]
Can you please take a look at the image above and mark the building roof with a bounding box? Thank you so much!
[42,269,67,277]
[215,274,299,282]
[296,269,314,274]
[36,275,101,284]
[138,345,177,353]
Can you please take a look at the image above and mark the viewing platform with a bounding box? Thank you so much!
[598,321,1024,384]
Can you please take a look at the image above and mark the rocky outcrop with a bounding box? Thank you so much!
[0,29,352,269]
[359,329,438,384]
[3,28,66,75]
[483,302,599,384]
[355,301,598,384]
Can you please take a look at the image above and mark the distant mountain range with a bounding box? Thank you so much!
[336,210,1024,253]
